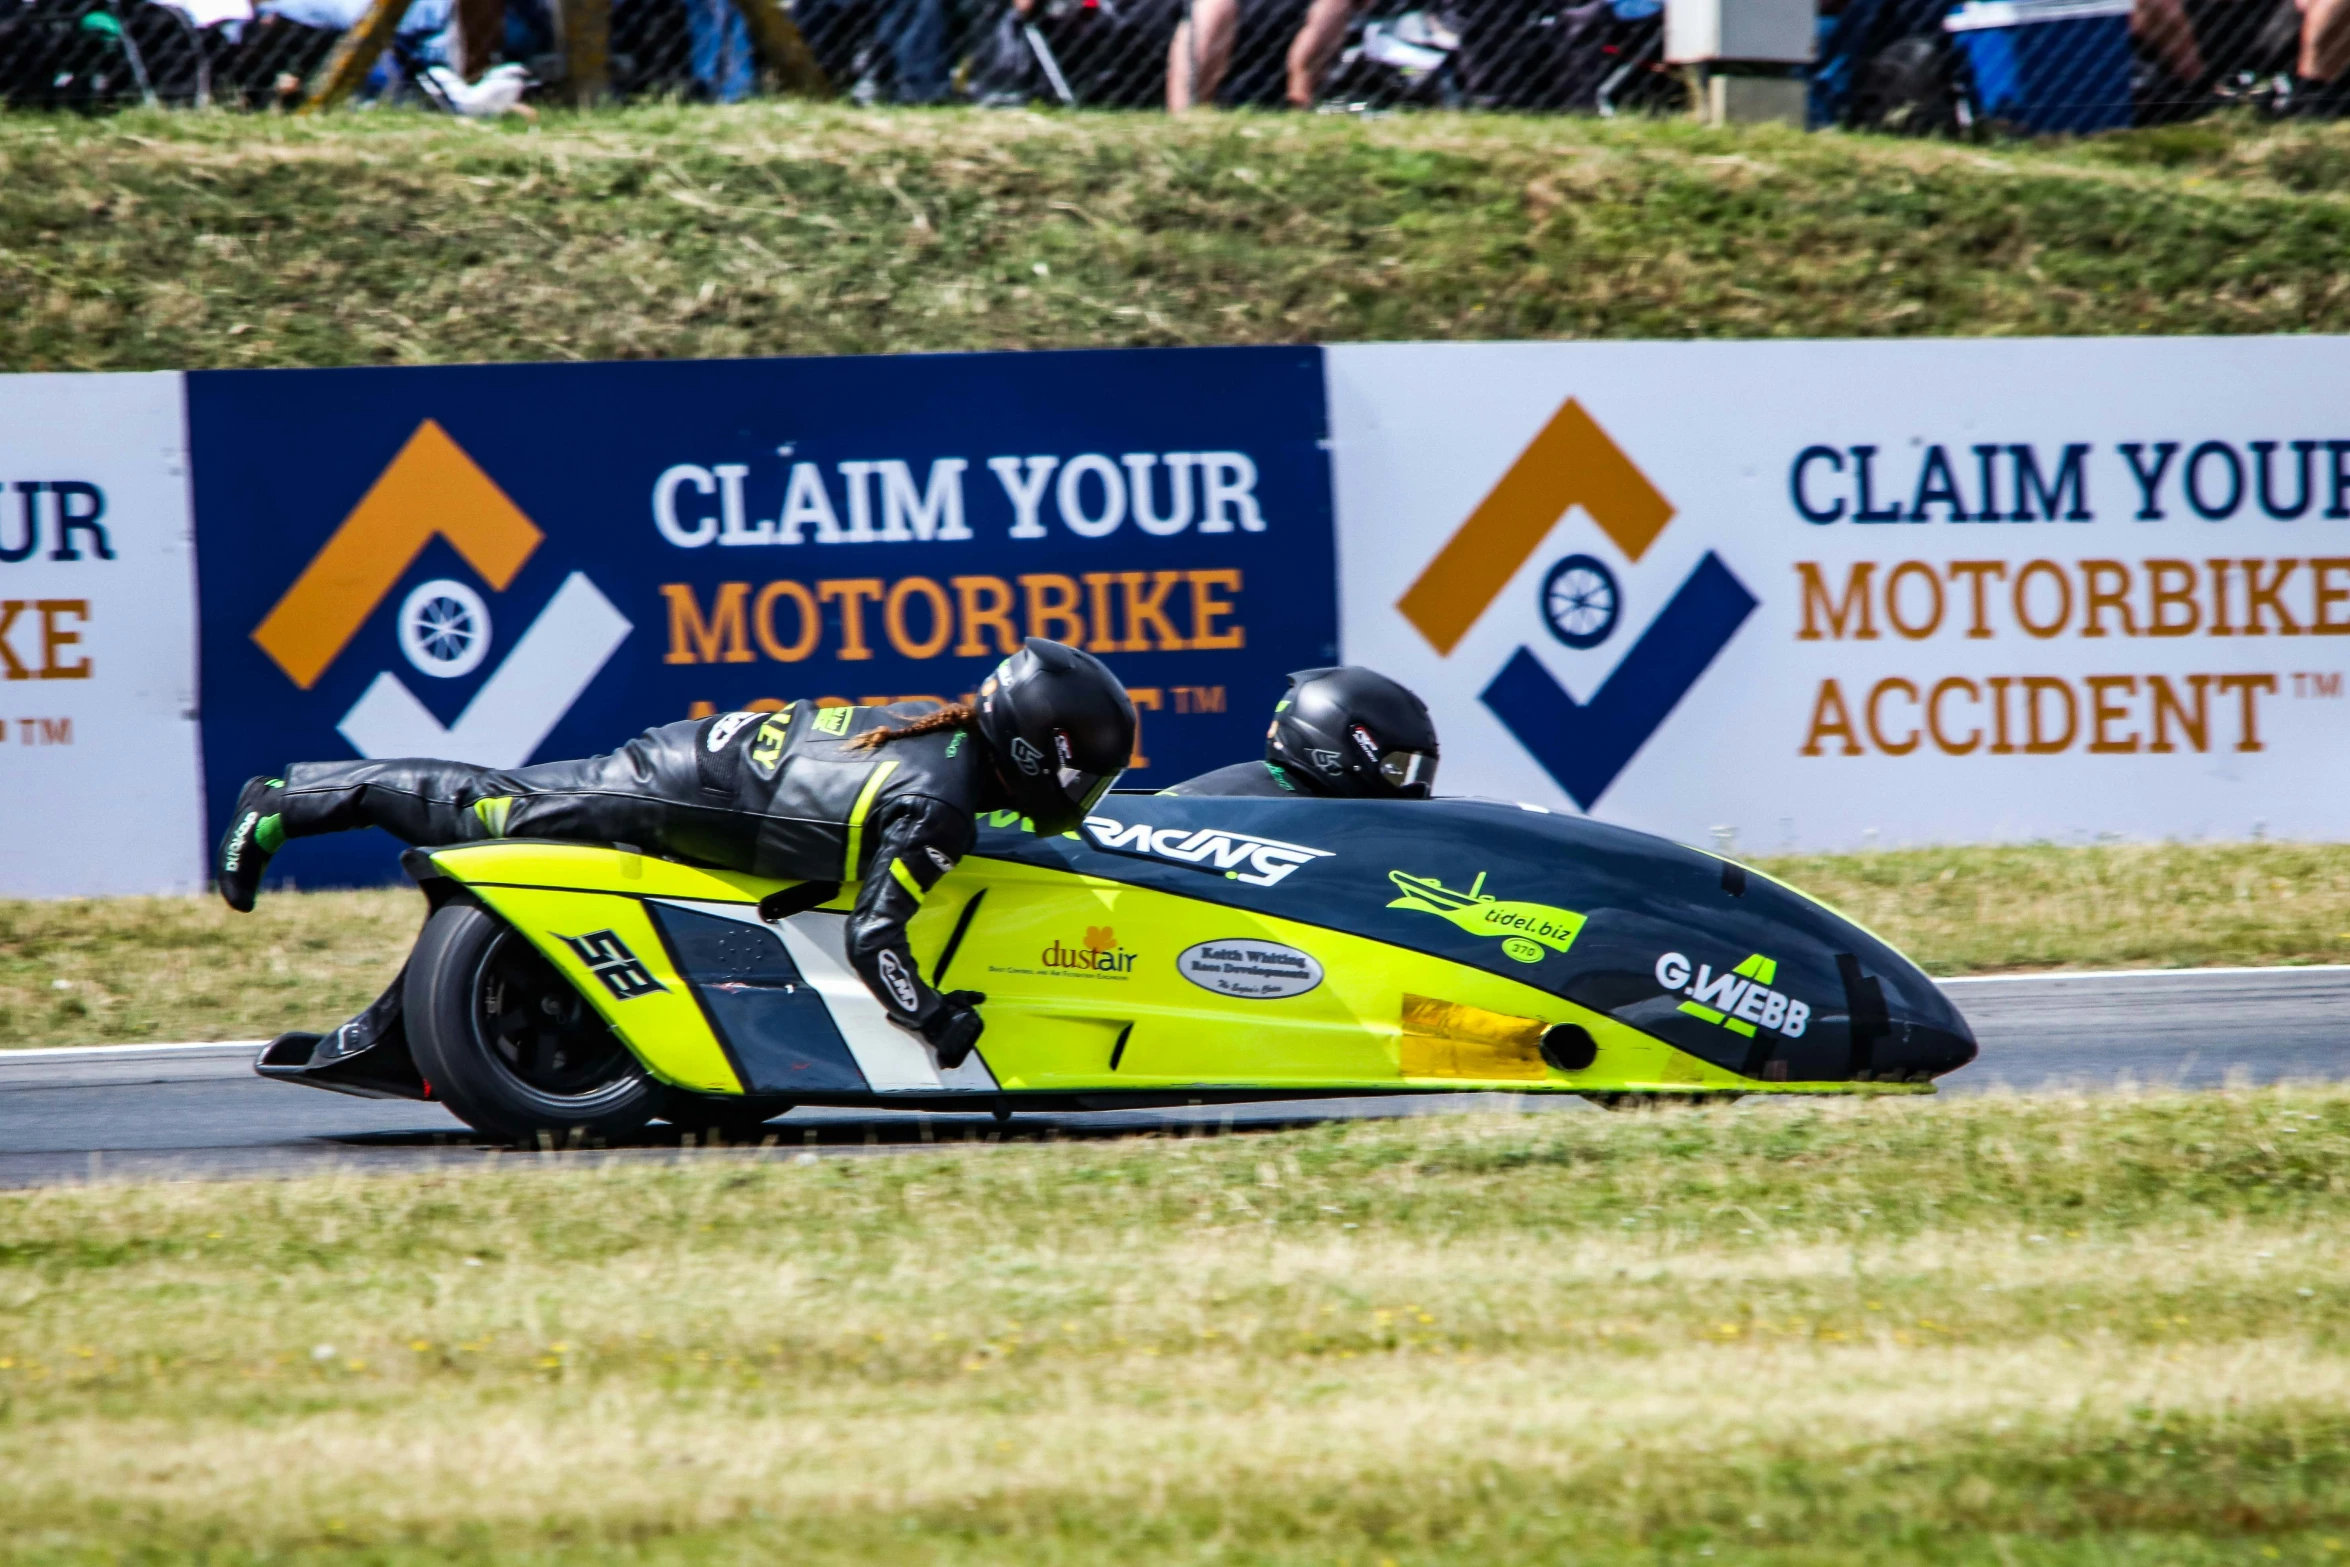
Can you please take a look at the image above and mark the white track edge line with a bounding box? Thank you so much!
[1938,964,2350,985]
[0,1040,265,1062]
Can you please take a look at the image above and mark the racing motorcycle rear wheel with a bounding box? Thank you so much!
[406,903,659,1147]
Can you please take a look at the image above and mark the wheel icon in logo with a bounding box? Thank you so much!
[398,578,493,679]
[1540,554,1621,650]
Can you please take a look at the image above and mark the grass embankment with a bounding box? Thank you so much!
[5,841,2348,1050]
[2,1092,2348,1562]
[9,107,2350,371]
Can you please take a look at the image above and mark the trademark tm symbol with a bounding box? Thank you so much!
[2291,672,2343,699]
[13,717,71,745]
[1173,685,1225,714]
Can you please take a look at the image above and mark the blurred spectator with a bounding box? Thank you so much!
[965,0,1175,107]
[1167,0,1355,106]
[154,0,253,25]
[261,0,368,28]
[798,0,948,98]
[2131,0,2308,106]
[1449,0,1664,110]
[1811,0,1964,129]
[686,0,754,97]
[2303,0,2350,90]
[265,0,456,92]
[504,0,551,56]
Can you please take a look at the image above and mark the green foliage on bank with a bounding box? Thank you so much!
[6,105,2350,372]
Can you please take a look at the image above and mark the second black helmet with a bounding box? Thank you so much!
[975,638,1137,834]
[1266,666,1439,799]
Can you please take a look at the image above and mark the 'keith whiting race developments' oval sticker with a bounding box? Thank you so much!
[1177,940,1324,999]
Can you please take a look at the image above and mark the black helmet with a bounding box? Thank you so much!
[975,638,1137,834]
[1266,666,1439,799]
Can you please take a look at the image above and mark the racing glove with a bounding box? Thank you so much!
[921,990,988,1070]
[844,796,975,1027]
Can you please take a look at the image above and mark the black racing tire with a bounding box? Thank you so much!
[660,1090,793,1144]
[405,902,659,1147]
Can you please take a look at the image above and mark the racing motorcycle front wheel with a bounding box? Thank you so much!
[406,903,660,1147]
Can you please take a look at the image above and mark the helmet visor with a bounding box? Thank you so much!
[1059,765,1119,818]
[1377,749,1438,798]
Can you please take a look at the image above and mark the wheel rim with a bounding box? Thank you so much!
[1540,553,1622,650]
[469,928,641,1103]
[398,577,492,679]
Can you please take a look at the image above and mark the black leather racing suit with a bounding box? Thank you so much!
[273,703,986,1031]
[1162,760,1310,798]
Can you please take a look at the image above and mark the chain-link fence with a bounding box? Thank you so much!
[0,0,1679,110]
[1,0,336,107]
[2,0,2340,126]
[1814,0,2334,133]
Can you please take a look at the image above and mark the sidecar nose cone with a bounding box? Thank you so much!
[1871,992,1979,1082]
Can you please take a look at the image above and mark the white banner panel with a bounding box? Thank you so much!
[1329,338,2350,849]
[0,373,205,895]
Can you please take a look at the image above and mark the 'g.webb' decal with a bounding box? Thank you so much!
[1656,950,1809,1040]
[1081,815,1334,888]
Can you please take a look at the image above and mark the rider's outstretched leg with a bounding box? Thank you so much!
[214,722,721,911]
[215,759,520,911]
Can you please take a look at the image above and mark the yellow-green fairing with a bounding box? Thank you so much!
[421,843,842,1097]
[468,882,741,1094]
[920,856,1739,1094]
[421,839,1933,1102]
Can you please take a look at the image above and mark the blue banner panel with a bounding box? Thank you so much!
[189,347,1334,886]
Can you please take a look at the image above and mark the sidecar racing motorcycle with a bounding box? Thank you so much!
[256,794,1977,1142]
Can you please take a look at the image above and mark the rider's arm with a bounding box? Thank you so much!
[841,794,973,1029]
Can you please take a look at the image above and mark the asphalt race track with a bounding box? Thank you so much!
[2,965,2346,1188]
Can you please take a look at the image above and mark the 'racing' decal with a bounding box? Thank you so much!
[1082,814,1334,888]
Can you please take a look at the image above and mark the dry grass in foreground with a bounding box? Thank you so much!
[0,889,411,1050]
[2,1089,2348,1563]
[3,840,2349,1049]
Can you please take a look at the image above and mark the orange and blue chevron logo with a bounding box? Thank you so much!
[1397,399,1756,810]
[253,419,544,690]
[252,420,631,769]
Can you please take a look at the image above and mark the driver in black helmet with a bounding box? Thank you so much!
[213,639,1135,1070]
[1166,665,1439,800]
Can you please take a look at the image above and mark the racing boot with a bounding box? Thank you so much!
[216,775,287,913]
[922,990,987,1071]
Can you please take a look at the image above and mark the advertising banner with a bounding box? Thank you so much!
[189,348,1335,885]
[0,372,205,896]
[1328,338,2350,850]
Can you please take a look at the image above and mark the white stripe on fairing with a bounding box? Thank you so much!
[655,899,996,1094]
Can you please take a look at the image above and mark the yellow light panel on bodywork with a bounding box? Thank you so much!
[1397,995,1549,1081]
